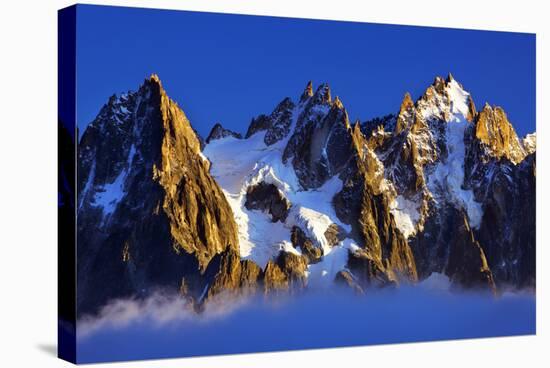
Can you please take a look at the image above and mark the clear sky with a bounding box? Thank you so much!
[76,4,536,138]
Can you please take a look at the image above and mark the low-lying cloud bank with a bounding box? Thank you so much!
[76,277,535,363]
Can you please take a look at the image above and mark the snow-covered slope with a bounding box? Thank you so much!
[204,87,355,287]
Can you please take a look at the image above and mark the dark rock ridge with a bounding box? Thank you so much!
[282,83,353,189]
[245,97,295,146]
[205,122,242,143]
[245,182,291,222]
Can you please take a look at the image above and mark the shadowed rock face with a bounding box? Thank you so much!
[245,97,295,146]
[346,248,394,288]
[245,182,291,222]
[245,114,271,139]
[77,75,241,316]
[463,109,536,290]
[335,270,364,294]
[283,84,353,189]
[444,208,496,293]
[58,120,76,327]
[205,123,242,143]
[467,153,536,289]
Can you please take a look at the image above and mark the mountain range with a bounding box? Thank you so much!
[76,74,536,316]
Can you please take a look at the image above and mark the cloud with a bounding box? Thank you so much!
[76,276,535,364]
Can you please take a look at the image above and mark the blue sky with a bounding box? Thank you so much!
[76,5,536,138]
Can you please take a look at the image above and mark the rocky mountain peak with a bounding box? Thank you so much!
[245,96,296,146]
[77,75,241,315]
[149,73,162,85]
[280,82,354,189]
[411,75,477,124]
[311,83,332,105]
[400,92,414,111]
[474,103,526,164]
[300,80,314,102]
[466,96,477,122]
[333,95,344,110]
[206,123,242,143]
[395,92,415,133]
[445,72,455,83]
[433,76,446,93]
[137,73,165,99]
[353,119,362,135]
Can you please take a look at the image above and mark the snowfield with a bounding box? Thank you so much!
[204,115,352,283]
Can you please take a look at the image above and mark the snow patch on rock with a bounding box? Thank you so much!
[389,195,421,239]
[307,239,357,288]
[93,145,136,217]
[428,117,483,228]
[424,79,483,229]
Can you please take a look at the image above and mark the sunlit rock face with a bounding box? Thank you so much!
[473,104,527,164]
[78,74,535,316]
[77,75,240,316]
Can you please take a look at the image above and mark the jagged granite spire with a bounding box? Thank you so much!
[333,95,344,110]
[300,80,314,102]
[77,75,243,315]
[311,83,332,105]
[243,97,295,145]
[206,122,242,143]
[395,92,415,134]
[474,103,526,164]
